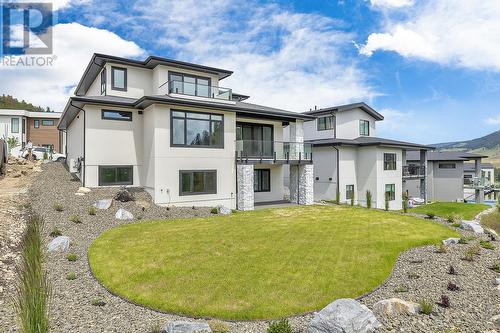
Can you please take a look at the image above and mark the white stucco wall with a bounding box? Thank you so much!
[0,115,23,149]
[254,164,284,203]
[303,118,335,141]
[430,161,464,202]
[311,146,337,201]
[65,110,84,174]
[336,108,377,139]
[374,148,403,210]
[338,147,358,204]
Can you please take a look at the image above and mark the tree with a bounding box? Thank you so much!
[7,136,19,150]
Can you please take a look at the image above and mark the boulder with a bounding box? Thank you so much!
[115,208,133,220]
[490,314,500,329]
[48,236,70,252]
[460,221,484,234]
[218,206,231,215]
[75,192,85,196]
[442,238,460,246]
[77,187,91,194]
[94,199,113,210]
[163,321,212,333]
[372,298,420,316]
[308,298,381,333]
[495,278,500,286]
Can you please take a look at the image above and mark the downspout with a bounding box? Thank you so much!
[70,101,86,187]
[332,146,340,202]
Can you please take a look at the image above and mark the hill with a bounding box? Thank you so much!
[0,95,54,113]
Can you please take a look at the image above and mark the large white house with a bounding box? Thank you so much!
[58,54,315,210]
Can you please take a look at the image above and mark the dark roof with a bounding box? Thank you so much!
[464,162,495,171]
[231,93,250,101]
[306,137,434,150]
[74,53,234,96]
[406,151,488,161]
[58,95,315,130]
[303,102,384,121]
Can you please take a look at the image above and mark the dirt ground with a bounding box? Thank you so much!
[0,157,42,330]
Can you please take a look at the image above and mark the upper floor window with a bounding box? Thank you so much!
[317,115,334,131]
[383,153,396,170]
[359,120,370,136]
[42,119,54,126]
[171,110,223,148]
[34,119,40,128]
[11,118,19,133]
[102,110,132,121]
[100,68,106,95]
[111,66,127,91]
[439,163,456,169]
[169,72,210,98]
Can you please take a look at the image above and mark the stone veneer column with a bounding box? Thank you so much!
[289,165,299,203]
[237,164,254,211]
[298,164,314,205]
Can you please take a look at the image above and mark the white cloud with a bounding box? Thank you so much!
[369,0,414,9]
[0,23,144,110]
[486,115,500,125]
[360,0,500,71]
[376,108,412,131]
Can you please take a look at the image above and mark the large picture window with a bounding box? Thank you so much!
[359,120,370,136]
[254,169,270,192]
[179,170,217,195]
[111,66,127,91]
[317,115,334,131]
[11,118,19,133]
[171,110,223,148]
[42,119,54,126]
[102,110,132,121]
[346,184,354,200]
[383,153,397,170]
[385,184,395,201]
[99,166,133,186]
[169,72,211,98]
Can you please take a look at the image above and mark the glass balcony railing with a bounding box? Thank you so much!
[159,80,232,100]
[235,140,313,162]
[402,165,426,178]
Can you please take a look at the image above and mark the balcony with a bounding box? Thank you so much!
[402,165,426,179]
[464,177,492,189]
[159,80,232,101]
[235,140,313,164]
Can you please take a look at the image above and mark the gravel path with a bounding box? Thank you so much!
[5,162,498,333]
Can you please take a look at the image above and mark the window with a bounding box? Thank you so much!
[22,118,26,134]
[41,119,54,126]
[383,153,397,170]
[99,166,133,186]
[346,184,354,200]
[317,115,334,131]
[254,169,270,192]
[11,118,19,133]
[179,170,217,195]
[236,122,273,157]
[111,66,127,91]
[100,68,106,95]
[34,119,40,128]
[34,147,46,153]
[102,110,132,121]
[439,163,456,169]
[385,184,395,201]
[359,120,370,136]
[171,110,223,148]
[169,72,211,98]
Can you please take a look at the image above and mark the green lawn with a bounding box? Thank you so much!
[410,202,490,220]
[89,205,457,320]
[481,209,500,233]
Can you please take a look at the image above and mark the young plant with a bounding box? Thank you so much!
[436,244,448,253]
[91,299,106,306]
[408,272,420,279]
[53,202,64,212]
[437,295,450,308]
[384,193,389,211]
[66,272,76,280]
[426,213,436,219]
[69,215,82,224]
[66,253,77,262]
[458,237,468,244]
[480,240,494,250]
[447,282,459,291]
[335,188,340,205]
[366,190,372,209]
[394,285,409,293]
[49,227,62,237]
[88,206,97,216]
[446,213,462,224]
[451,223,461,228]
[419,299,434,315]
[148,324,161,333]
[209,320,230,333]
[267,319,292,333]
[463,244,480,262]
[490,262,500,273]
[402,197,408,213]
[350,195,354,206]
[210,207,219,214]
[447,265,457,275]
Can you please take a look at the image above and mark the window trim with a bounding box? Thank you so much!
[254,169,271,193]
[383,153,397,171]
[168,71,212,98]
[100,68,107,95]
[34,119,40,128]
[317,115,335,131]
[11,117,19,133]
[101,109,133,122]
[170,110,224,149]
[179,170,217,196]
[111,66,127,91]
[359,119,370,136]
[385,183,396,201]
[98,165,133,186]
[346,184,354,200]
[438,163,456,169]
[41,119,54,126]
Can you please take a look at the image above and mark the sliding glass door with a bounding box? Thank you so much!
[236,123,273,157]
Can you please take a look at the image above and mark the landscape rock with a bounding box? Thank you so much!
[442,238,460,246]
[372,298,420,316]
[163,321,212,333]
[490,314,500,329]
[115,208,134,220]
[77,187,91,194]
[135,200,150,210]
[460,221,484,234]
[495,278,500,286]
[47,236,70,252]
[74,192,85,196]
[94,199,113,210]
[308,298,381,333]
[218,206,231,215]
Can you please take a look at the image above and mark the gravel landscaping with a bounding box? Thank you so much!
[2,162,498,333]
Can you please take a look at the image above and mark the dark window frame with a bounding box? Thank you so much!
[179,170,217,196]
[100,68,107,95]
[236,122,274,158]
[170,110,224,148]
[22,118,26,134]
[317,115,335,131]
[346,184,354,200]
[111,66,127,91]
[11,117,19,133]
[98,165,133,186]
[254,169,271,192]
[439,163,456,169]
[168,71,212,98]
[41,119,54,126]
[34,119,40,128]
[359,119,370,136]
[383,153,397,170]
[101,109,133,122]
[385,183,396,201]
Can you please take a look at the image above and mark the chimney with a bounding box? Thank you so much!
[314,105,317,110]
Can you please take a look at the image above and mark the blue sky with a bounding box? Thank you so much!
[1,0,499,144]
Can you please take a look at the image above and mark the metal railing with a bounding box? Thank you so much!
[235,140,313,162]
[402,165,426,178]
[159,80,232,100]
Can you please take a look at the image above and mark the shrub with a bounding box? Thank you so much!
[408,272,420,279]
[438,295,450,308]
[446,213,462,224]
[394,285,409,293]
[458,237,468,244]
[350,195,354,206]
[66,253,77,262]
[66,272,76,280]
[88,206,97,216]
[451,223,461,228]
[69,215,82,224]
[447,282,459,291]
[53,202,63,212]
[490,262,500,273]
[447,265,457,275]
[463,244,480,262]
[419,299,434,315]
[49,227,61,237]
[436,244,448,253]
[426,213,435,219]
[335,188,340,204]
[384,193,389,211]
[114,187,134,202]
[267,319,292,333]
[209,320,230,333]
[480,240,494,250]
[13,213,50,333]
[91,299,106,306]
[148,324,161,333]
[43,152,48,160]
[402,198,408,213]
[366,190,372,209]
[210,207,219,214]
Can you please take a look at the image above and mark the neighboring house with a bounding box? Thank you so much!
[58,53,315,210]
[0,109,64,153]
[464,162,495,186]
[295,103,432,210]
[405,151,488,203]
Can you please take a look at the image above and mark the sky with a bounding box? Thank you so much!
[0,0,499,144]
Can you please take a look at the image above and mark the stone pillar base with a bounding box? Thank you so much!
[298,164,314,205]
[237,164,254,211]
